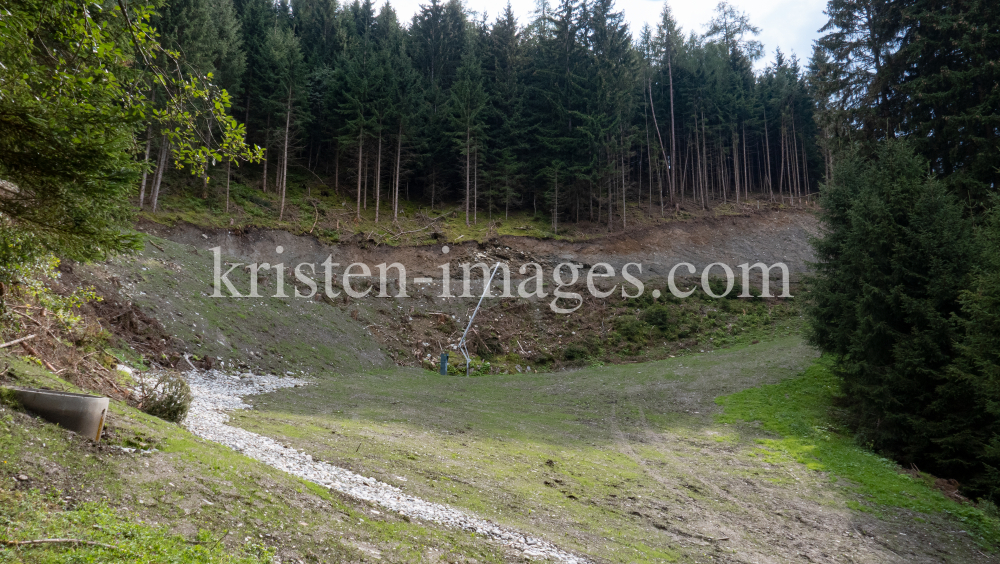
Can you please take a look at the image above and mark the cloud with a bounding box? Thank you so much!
[382,0,827,69]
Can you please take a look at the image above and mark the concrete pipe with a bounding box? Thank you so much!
[7,388,109,441]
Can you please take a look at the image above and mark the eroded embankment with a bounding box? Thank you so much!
[80,211,816,376]
[141,209,818,279]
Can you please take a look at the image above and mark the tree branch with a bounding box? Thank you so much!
[2,538,118,549]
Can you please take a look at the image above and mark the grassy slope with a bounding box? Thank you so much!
[0,358,515,563]
[8,201,989,561]
[229,336,1000,563]
[229,336,783,562]
[716,357,1000,546]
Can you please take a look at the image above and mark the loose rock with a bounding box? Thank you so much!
[180,368,589,563]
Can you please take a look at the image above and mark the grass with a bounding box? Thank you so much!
[0,357,515,563]
[147,174,565,247]
[5,323,994,561]
[227,335,1000,562]
[144,168,801,247]
[716,356,1000,548]
[0,490,272,563]
[229,335,822,563]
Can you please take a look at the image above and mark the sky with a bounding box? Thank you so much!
[383,0,829,70]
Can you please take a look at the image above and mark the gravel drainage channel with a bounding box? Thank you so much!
[180,369,590,563]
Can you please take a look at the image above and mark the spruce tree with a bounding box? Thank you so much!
[485,3,528,218]
[807,141,976,464]
[264,24,308,219]
[339,0,378,219]
[945,201,1000,501]
[893,0,1000,206]
[409,0,468,206]
[448,34,488,226]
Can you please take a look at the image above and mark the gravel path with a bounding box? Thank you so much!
[181,369,589,563]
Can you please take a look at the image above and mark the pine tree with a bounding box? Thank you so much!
[892,0,1000,206]
[264,24,308,220]
[409,0,468,206]
[211,0,247,98]
[485,3,528,218]
[947,201,1000,501]
[292,0,341,66]
[448,34,488,226]
[816,0,903,142]
[339,0,378,219]
[807,141,976,464]
[236,0,276,180]
[653,2,683,206]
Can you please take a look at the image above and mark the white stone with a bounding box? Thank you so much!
[177,368,589,564]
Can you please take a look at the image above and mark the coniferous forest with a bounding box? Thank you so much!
[141,0,826,226]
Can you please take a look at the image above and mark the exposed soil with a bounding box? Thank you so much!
[119,210,816,376]
[140,208,819,279]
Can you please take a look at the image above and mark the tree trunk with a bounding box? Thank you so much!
[733,130,740,205]
[763,106,774,201]
[668,52,677,205]
[791,119,800,205]
[743,123,750,201]
[552,168,558,234]
[394,121,402,221]
[201,170,210,200]
[701,112,708,209]
[644,106,654,215]
[150,135,169,213]
[694,117,701,209]
[622,143,628,229]
[648,80,670,212]
[375,130,382,223]
[597,176,602,226]
[755,133,764,200]
[507,176,512,220]
[474,146,478,225]
[225,160,232,213]
[465,127,470,226]
[275,150,282,199]
[356,129,363,220]
[778,124,786,205]
[682,133,691,206]
[792,117,802,204]
[802,134,810,199]
[139,124,152,208]
[607,153,613,232]
[262,115,270,193]
[279,86,292,221]
[720,141,728,203]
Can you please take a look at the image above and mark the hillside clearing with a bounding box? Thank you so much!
[227,335,997,563]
